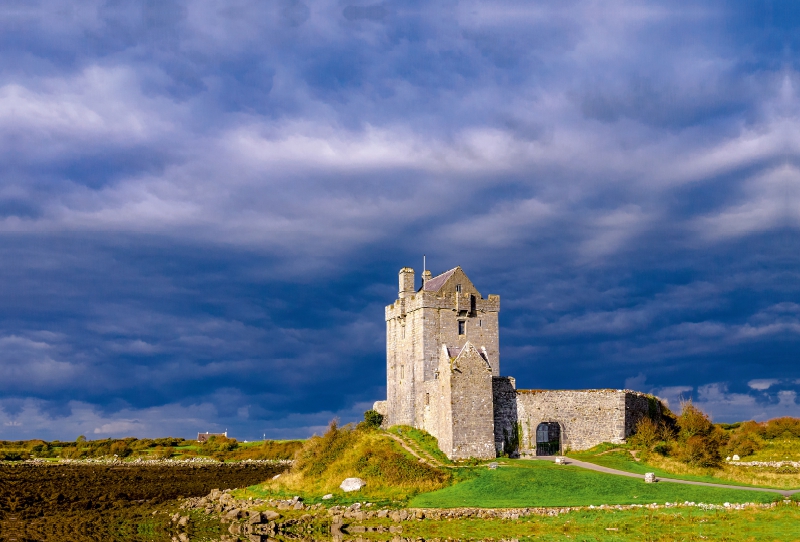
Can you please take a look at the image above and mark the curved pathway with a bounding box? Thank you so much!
[532,456,800,497]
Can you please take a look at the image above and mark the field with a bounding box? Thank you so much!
[570,443,800,490]
[410,460,782,508]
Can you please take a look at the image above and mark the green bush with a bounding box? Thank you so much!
[363,410,384,428]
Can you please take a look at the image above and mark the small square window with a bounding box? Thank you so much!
[458,321,465,335]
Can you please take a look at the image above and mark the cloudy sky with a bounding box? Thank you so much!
[1,0,798,440]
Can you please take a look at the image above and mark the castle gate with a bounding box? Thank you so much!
[535,422,561,456]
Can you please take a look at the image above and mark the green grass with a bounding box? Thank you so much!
[400,505,800,541]
[410,460,781,508]
[568,448,762,487]
[388,426,453,464]
[569,447,800,490]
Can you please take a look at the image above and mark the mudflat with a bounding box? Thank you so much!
[0,462,283,541]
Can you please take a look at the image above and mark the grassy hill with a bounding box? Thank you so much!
[253,420,451,503]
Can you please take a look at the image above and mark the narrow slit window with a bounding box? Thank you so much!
[456,284,462,293]
[425,393,430,406]
[400,365,404,379]
[458,320,465,335]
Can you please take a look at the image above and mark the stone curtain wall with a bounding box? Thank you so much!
[514,390,651,453]
[492,377,518,453]
[625,392,658,435]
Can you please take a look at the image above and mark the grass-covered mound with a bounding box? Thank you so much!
[260,421,451,502]
[410,460,781,508]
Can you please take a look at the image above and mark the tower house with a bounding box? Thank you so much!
[383,266,500,458]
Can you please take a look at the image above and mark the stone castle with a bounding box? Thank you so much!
[373,266,657,460]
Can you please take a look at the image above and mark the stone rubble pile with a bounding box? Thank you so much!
[727,460,800,468]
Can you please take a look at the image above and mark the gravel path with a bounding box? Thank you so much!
[531,456,800,497]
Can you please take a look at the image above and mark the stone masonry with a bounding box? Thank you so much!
[375,266,657,460]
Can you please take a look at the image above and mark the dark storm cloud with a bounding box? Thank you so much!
[0,0,799,439]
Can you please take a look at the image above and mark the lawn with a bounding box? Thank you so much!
[570,446,800,490]
[401,505,800,541]
[409,460,781,508]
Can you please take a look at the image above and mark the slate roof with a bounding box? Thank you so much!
[447,346,463,358]
[422,267,458,292]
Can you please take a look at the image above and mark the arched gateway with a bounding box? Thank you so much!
[535,422,561,456]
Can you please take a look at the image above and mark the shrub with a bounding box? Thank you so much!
[364,410,384,428]
[629,417,660,451]
[110,441,132,458]
[672,401,725,467]
[763,417,800,439]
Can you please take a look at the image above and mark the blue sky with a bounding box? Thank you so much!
[1,0,799,440]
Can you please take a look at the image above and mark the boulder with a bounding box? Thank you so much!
[248,511,264,524]
[263,510,281,521]
[322,493,333,500]
[339,477,367,492]
[644,473,656,483]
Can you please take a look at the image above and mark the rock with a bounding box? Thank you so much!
[272,474,281,480]
[178,534,189,542]
[293,501,304,510]
[389,511,401,522]
[322,493,333,500]
[177,516,189,527]
[399,509,409,520]
[339,477,367,492]
[263,510,281,521]
[644,473,656,483]
[225,508,242,521]
[554,457,565,465]
[733,455,740,461]
[488,462,499,469]
[248,511,264,524]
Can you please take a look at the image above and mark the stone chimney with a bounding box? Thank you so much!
[422,269,432,287]
[399,268,415,298]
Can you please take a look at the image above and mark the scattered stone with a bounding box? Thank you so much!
[644,473,656,483]
[272,474,281,480]
[339,477,367,492]
[262,510,281,521]
[732,455,740,461]
[322,493,333,500]
[554,457,565,465]
[488,462,499,469]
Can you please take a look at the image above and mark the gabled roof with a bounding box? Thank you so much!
[422,267,458,292]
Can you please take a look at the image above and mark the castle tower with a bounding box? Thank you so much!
[382,266,500,458]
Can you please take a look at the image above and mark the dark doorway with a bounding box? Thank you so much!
[535,422,561,456]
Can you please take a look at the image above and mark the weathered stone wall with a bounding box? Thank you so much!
[514,390,652,453]
[446,344,496,460]
[492,376,518,453]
